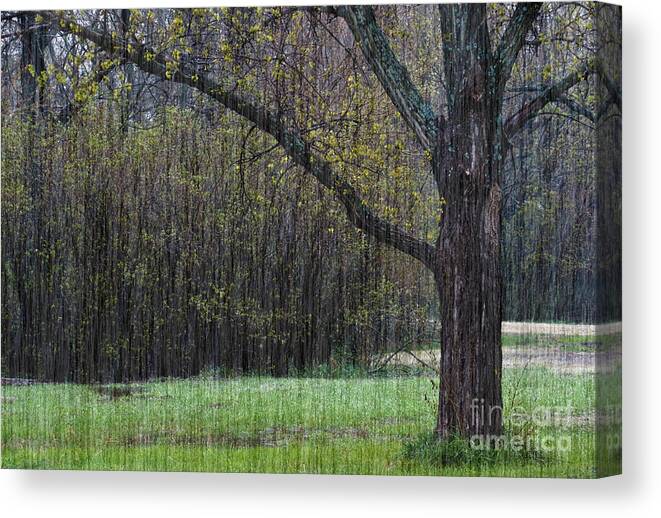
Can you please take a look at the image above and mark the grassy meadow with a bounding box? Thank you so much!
[1,334,617,478]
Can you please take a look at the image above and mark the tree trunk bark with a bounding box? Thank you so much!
[432,60,504,440]
[432,3,505,441]
[434,178,503,439]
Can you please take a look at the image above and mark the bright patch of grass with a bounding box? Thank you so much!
[1,368,599,477]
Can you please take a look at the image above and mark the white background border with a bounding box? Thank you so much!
[1,0,658,516]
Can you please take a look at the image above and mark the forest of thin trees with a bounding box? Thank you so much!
[1,4,620,440]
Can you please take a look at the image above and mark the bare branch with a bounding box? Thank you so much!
[555,95,596,122]
[504,60,594,137]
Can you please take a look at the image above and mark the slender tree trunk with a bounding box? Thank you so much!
[20,12,48,118]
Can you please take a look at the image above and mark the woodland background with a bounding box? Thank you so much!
[2,5,606,382]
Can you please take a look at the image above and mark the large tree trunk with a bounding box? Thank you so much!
[434,4,504,439]
[433,177,503,439]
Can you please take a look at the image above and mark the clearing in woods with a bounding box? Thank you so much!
[1,327,621,478]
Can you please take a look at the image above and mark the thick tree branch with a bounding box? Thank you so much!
[504,60,594,137]
[493,3,542,92]
[508,85,619,125]
[336,5,439,150]
[41,10,436,270]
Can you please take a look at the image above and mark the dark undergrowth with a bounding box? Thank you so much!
[402,432,548,468]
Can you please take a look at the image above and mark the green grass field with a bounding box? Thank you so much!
[2,340,611,477]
